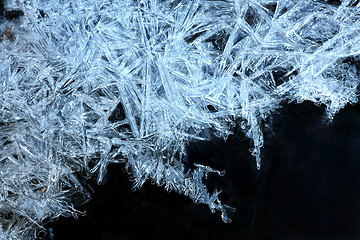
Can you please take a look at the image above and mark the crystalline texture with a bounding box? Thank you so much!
[0,0,359,238]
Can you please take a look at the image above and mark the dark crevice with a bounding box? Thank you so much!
[0,1,24,20]
[271,68,298,86]
[108,102,126,123]
[205,30,230,52]
[244,7,260,27]
[264,3,277,15]
[184,30,206,43]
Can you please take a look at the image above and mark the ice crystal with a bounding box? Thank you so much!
[0,0,359,238]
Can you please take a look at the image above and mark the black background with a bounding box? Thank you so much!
[38,101,360,240]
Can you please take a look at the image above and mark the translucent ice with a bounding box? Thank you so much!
[0,0,359,238]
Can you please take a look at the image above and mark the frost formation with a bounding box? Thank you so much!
[0,0,359,238]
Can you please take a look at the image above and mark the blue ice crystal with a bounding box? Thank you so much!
[0,0,359,238]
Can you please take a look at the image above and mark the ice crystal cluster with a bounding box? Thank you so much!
[0,0,359,238]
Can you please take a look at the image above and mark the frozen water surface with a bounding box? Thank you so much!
[0,0,359,238]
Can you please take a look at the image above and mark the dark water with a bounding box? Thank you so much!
[39,101,360,240]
